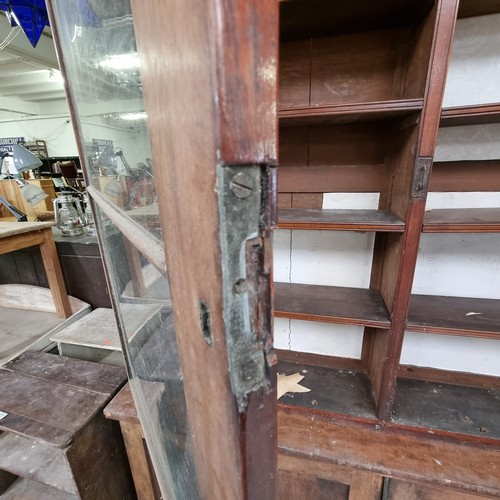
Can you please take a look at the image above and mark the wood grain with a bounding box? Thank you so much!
[0,351,124,447]
[40,227,72,318]
[385,478,495,500]
[129,1,278,498]
[290,193,323,209]
[104,383,159,500]
[279,40,311,108]
[276,349,365,372]
[278,468,350,499]
[278,208,405,231]
[310,29,407,105]
[423,208,500,232]
[277,164,389,193]
[398,364,500,391]
[278,360,376,418]
[441,102,500,127]
[408,294,500,338]
[4,350,125,393]
[430,160,500,192]
[278,406,500,497]
[0,223,72,318]
[278,454,383,500]
[400,0,437,101]
[279,100,423,127]
[393,377,500,439]
[120,422,156,500]
[367,0,460,419]
[0,228,45,254]
[274,282,391,328]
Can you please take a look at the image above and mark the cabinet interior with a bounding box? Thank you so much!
[275,0,500,449]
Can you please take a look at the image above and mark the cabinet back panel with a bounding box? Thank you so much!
[280,0,435,41]
[279,40,311,108]
[278,122,408,198]
[277,165,389,194]
[310,28,408,105]
[307,124,389,166]
[279,126,309,166]
[430,161,500,192]
[278,469,350,500]
[401,0,437,100]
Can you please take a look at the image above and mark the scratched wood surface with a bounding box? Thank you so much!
[278,406,500,497]
[129,1,280,498]
[0,352,125,446]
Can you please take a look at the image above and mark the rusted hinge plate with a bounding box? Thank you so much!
[412,156,433,198]
[217,164,275,411]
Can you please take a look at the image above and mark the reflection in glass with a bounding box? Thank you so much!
[51,1,159,237]
[49,1,199,497]
[96,207,199,498]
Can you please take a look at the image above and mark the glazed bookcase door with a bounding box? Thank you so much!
[46,1,278,499]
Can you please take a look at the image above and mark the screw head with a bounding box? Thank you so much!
[233,279,247,294]
[230,172,253,199]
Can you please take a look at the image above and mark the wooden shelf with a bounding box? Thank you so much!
[278,208,405,231]
[408,294,500,339]
[278,356,500,441]
[274,282,391,329]
[440,103,500,127]
[278,359,376,418]
[279,99,423,127]
[423,208,500,233]
[393,378,500,439]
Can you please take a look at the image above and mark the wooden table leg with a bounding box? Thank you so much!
[124,237,147,298]
[39,228,72,318]
[120,421,157,500]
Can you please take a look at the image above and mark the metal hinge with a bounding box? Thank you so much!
[411,156,433,198]
[217,164,276,411]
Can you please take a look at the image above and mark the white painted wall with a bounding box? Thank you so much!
[0,116,78,157]
[442,13,500,108]
[275,14,500,376]
[274,193,378,358]
[0,100,152,173]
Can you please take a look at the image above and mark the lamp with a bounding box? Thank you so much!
[1,144,47,206]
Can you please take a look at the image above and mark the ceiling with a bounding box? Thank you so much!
[0,12,68,122]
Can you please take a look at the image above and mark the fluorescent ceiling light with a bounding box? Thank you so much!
[120,112,147,121]
[99,53,140,71]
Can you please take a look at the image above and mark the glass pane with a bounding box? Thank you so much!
[51,1,159,239]
[96,207,198,498]
[49,2,198,498]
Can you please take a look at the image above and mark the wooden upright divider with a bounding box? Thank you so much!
[366,0,460,418]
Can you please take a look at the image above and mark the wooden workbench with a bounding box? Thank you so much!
[0,351,134,499]
[0,221,71,318]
